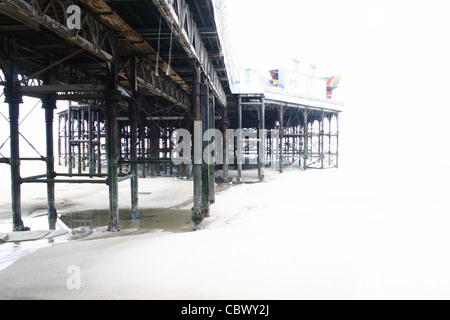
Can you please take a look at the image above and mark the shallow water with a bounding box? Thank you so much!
[59,208,193,232]
[0,213,69,271]
[0,208,193,271]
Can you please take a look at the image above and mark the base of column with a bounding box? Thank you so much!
[191,208,204,231]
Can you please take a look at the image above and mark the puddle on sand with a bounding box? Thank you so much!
[0,208,193,271]
[59,208,193,234]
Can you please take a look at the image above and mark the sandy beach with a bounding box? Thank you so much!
[0,162,450,300]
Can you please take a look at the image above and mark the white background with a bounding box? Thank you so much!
[227,0,450,168]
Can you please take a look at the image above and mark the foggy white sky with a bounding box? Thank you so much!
[226,0,450,167]
[0,1,449,168]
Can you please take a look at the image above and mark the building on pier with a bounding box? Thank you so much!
[229,68,343,175]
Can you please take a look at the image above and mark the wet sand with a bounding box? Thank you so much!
[1,164,450,299]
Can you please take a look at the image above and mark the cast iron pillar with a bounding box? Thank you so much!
[129,97,139,219]
[43,94,57,220]
[258,97,265,180]
[129,55,139,219]
[237,96,243,181]
[191,62,204,231]
[279,106,284,173]
[179,116,191,178]
[5,90,29,231]
[221,107,230,179]
[320,110,325,169]
[209,94,216,205]
[5,39,29,231]
[201,81,210,218]
[105,37,121,231]
[336,113,339,168]
[105,89,121,232]
[87,106,95,177]
[139,118,147,178]
[303,109,309,170]
[150,121,160,177]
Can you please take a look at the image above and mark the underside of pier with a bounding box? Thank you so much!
[0,0,341,232]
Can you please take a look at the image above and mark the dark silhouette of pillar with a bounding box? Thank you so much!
[129,55,139,219]
[105,89,121,232]
[5,37,29,231]
[43,95,57,220]
[258,97,265,180]
[191,61,203,231]
[221,107,230,179]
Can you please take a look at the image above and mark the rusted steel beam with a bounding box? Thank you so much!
[16,84,108,94]
[0,0,189,107]
[21,179,108,184]
[0,0,113,60]
[18,49,85,85]
[152,0,227,107]
[76,0,189,92]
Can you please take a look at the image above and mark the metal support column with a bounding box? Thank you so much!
[179,117,190,178]
[328,114,332,167]
[88,105,95,177]
[303,109,309,170]
[5,91,29,231]
[5,38,29,231]
[139,119,147,178]
[129,55,139,219]
[209,94,216,204]
[68,105,73,176]
[42,56,57,221]
[336,113,339,168]
[43,95,57,220]
[279,106,284,173]
[129,99,139,219]
[105,90,121,231]
[258,97,265,180]
[150,121,159,177]
[221,107,230,179]
[191,62,203,231]
[237,96,243,181]
[320,110,325,169]
[96,110,102,175]
[201,81,210,218]
[105,38,121,232]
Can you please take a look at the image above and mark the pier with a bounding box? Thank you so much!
[0,0,343,232]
